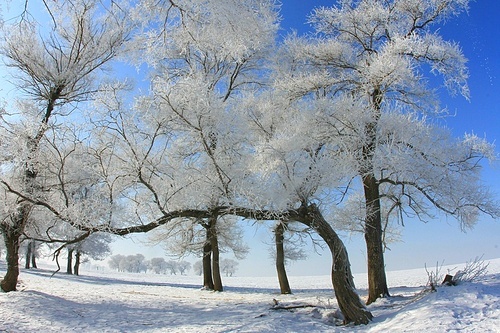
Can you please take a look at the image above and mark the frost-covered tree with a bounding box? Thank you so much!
[177,261,191,275]
[150,216,248,290]
[149,216,248,288]
[0,0,129,292]
[91,0,278,292]
[277,0,499,304]
[240,90,373,323]
[220,258,238,277]
[193,260,203,276]
[164,260,179,275]
[110,254,148,273]
[108,254,125,272]
[53,0,374,323]
[66,232,112,275]
[148,258,166,274]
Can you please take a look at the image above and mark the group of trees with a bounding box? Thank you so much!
[193,258,239,277]
[17,234,111,276]
[0,0,498,325]
[66,233,112,275]
[107,254,238,276]
[108,254,192,275]
[108,254,148,273]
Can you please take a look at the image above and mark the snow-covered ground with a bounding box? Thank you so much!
[1,258,499,332]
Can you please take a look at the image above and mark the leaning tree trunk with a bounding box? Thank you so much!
[363,173,390,305]
[208,216,223,292]
[1,224,23,292]
[73,251,81,276]
[296,204,373,325]
[66,249,74,275]
[202,227,214,290]
[275,221,292,294]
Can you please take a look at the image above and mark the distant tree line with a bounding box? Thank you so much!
[108,254,193,275]
[106,254,240,277]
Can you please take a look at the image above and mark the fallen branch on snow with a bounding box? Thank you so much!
[270,298,317,311]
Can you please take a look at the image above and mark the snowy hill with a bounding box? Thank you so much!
[1,258,499,332]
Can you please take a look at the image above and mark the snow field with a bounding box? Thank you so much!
[1,258,499,332]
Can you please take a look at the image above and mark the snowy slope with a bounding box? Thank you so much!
[1,259,499,332]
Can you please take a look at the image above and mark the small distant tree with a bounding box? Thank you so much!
[177,261,191,275]
[125,254,148,273]
[220,258,238,277]
[193,261,203,276]
[24,240,38,269]
[108,254,126,272]
[165,260,179,275]
[73,251,82,276]
[149,257,168,274]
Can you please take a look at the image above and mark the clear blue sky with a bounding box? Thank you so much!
[111,1,500,278]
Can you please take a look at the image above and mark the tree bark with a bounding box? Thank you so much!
[1,224,22,292]
[294,204,373,325]
[202,227,214,290]
[25,240,32,269]
[208,216,223,292]
[74,251,81,276]
[275,221,292,294]
[1,202,32,292]
[363,173,390,305]
[30,241,37,269]
[67,249,74,275]
[360,87,390,305]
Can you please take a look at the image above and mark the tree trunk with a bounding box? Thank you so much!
[202,227,214,290]
[275,221,292,294]
[25,240,32,269]
[67,249,74,275]
[360,88,390,305]
[363,173,390,305]
[295,204,373,325]
[208,216,223,292]
[0,225,22,292]
[74,251,81,276]
[1,202,32,292]
[30,241,37,269]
